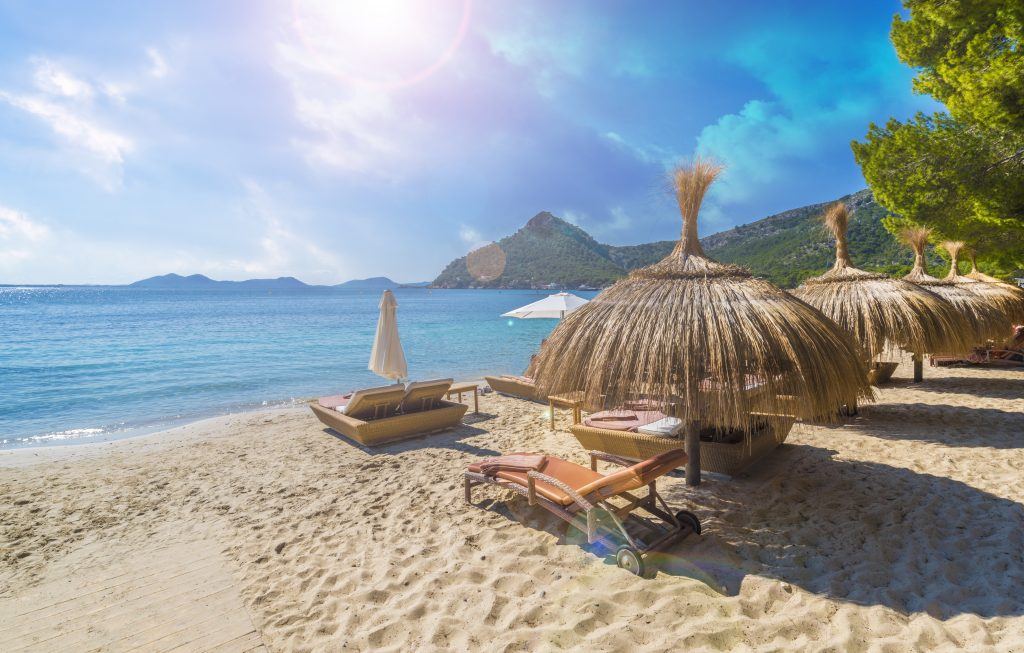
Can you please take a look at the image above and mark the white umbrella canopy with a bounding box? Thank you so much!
[368,290,408,382]
[502,292,590,319]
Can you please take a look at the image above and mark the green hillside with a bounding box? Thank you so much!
[432,191,945,289]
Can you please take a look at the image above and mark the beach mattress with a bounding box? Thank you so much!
[637,416,683,437]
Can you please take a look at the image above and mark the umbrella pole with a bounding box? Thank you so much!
[912,353,923,383]
[685,421,701,486]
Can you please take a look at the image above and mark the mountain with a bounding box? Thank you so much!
[130,273,310,289]
[433,212,626,289]
[335,276,399,289]
[432,190,940,289]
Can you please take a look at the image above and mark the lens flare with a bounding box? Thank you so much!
[292,0,472,90]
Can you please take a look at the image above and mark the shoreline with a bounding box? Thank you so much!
[2,377,491,455]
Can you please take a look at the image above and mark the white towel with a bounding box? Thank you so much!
[637,417,683,437]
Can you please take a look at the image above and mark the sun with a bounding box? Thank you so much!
[292,0,472,90]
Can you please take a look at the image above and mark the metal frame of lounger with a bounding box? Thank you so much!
[464,450,700,576]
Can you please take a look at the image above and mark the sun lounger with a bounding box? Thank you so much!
[484,375,538,401]
[400,378,453,413]
[311,381,467,446]
[317,384,405,418]
[465,448,700,576]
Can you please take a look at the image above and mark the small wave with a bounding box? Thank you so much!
[26,427,107,443]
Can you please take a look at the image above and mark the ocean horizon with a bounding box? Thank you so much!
[0,286,594,448]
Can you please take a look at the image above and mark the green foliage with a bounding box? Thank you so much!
[432,193,921,289]
[891,0,1024,136]
[851,0,1024,278]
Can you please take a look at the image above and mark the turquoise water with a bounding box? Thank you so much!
[0,287,593,447]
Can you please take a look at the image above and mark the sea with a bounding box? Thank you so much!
[0,286,595,448]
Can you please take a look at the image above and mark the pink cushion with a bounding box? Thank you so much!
[318,393,352,409]
[583,410,667,432]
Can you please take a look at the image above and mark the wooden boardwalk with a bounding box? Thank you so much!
[0,540,265,652]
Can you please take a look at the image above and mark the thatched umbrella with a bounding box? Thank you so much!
[941,241,1024,325]
[792,204,970,383]
[899,228,1009,343]
[965,249,1005,284]
[530,160,872,485]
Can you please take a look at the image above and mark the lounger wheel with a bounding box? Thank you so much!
[615,545,645,576]
[675,510,701,535]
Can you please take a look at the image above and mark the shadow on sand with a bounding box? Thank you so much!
[323,422,500,457]
[473,443,1024,619]
[844,403,1024,449]
[884,374,1024,400]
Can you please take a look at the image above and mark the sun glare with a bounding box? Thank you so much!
[292,0,472,89]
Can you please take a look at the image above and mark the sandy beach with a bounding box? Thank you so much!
[1,359,1023,651]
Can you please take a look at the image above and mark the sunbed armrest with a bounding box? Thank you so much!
[588,451,635,470]
[527,471,594,510]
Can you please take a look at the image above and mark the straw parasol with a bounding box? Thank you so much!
[792,203,970,382]
[530,159,872,485]
[368,289,408,382]
[941,241,1024,325]
[965,248,1005,284]
[899,228,1009,342]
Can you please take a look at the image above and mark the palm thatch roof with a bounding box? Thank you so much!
[965,249,1005,284]
[941,241,1024,324]
[791,203,970,360]
[899,228,1009,341]
[530,160,872,431]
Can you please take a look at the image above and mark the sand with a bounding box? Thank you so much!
[1,359,1023,652]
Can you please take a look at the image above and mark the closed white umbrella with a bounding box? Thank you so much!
[502,292,589,319]
[368,289,408,381]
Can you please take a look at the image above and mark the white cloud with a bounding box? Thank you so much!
[695,100,817,205]
[0,205,51,266]
[230,181,344,279]
[0,91,134,190]
[603,131,679,170]
[146,48,169,79]
[32,59,94,101]
[286,83,406,175]
[0,58,145,190]
[458,224,483,247]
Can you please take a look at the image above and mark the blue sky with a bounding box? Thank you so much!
[0,0,939,284]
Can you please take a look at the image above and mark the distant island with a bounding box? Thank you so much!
[130,273,310,290]
[127,273,432,290]
[334,277,430,289]
[431,189,943,289]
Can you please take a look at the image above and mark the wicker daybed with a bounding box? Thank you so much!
[570,413,796,477]
[484,375,538,401]
[310,380,468,446]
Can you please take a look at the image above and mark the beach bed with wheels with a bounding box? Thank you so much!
[464,448,700,576]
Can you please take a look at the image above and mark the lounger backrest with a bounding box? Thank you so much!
[345,385,405,420]
[575,448,688,498]
[401,378,453,413]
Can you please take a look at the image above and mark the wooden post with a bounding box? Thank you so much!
[685,421,701,486]
[913,353,923,383]
[549,399,555,430]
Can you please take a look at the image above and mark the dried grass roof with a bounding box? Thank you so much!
[791,204,970,359]
[898,228,1010,341]
[941,241,1024,324]
[530,159,872,429]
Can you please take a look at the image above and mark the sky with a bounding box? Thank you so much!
[0,0,941,285]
